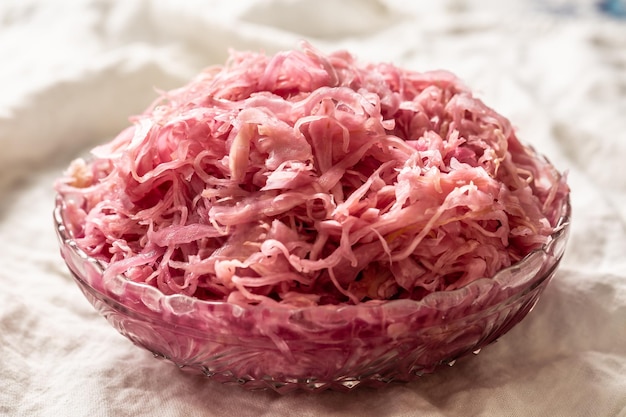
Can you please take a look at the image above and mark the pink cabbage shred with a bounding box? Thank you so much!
[56,43,568,307]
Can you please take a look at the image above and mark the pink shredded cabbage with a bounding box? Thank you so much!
[55,42,568,307]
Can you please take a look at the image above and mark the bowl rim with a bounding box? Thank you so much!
[54,192,571,318]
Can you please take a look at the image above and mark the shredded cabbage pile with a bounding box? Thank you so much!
[56,43,568,307]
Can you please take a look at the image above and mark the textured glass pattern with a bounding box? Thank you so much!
[54,196,570,393]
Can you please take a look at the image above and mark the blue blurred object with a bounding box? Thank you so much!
[597,0,626,18]
[534,0,626,18]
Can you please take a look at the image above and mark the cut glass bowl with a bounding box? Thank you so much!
[54,194,570,394]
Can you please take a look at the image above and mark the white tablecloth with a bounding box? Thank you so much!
[1,1,625,416]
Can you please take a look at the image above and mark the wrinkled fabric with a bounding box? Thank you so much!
[1,1,625,416]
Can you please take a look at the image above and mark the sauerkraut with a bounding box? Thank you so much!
[55,42,569,307]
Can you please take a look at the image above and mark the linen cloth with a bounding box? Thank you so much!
[1,1,625,416]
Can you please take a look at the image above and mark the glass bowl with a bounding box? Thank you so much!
[54,194,570,393]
